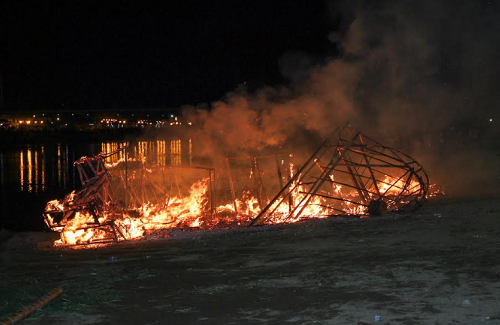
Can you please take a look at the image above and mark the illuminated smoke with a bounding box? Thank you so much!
[179,1,499,196]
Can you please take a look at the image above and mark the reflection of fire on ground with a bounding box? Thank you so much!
[43,126,443,247]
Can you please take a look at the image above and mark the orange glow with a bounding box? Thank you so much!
[20,150,24,191]
[170,139,182,166]
[27,148,33,192]
[41,146,45,191]
[17,146,46,193]
[45,137,442,248]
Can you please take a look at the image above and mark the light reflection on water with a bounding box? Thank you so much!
[19,145,48,193]
[102,142,128,163]
[100,139,185,167]
[3,138,192,194]
[170,139,182,166]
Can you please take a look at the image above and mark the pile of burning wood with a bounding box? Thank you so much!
[44,127,437,247]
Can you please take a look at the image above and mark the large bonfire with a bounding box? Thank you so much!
[44,127,441,247]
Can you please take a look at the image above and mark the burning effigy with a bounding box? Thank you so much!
[44,126,440,247]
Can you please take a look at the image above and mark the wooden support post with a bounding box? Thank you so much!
[111,221,127,241]
[208,169,215,218]
[86,160,97,175]
[357,134,381,198]
[110,222,119,242]
[250,157,264,210]
[253,157,268,207]
[225,158,238,215]
[124,146,128,207]
[250,132,333,226]
[287,162,294,214]
[286,132,359,222]
[274,156,284,189]
[341,152,369,205]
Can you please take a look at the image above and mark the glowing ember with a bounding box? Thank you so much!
[43,127,443,248]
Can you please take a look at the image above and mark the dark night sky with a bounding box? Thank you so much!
[1,1,335,110]
[1,0,499,196]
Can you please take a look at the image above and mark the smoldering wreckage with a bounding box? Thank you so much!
[43,126,441,248]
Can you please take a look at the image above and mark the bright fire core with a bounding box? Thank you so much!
[43,128,442,247]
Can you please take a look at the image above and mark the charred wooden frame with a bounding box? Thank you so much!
[250,126,429,225]
[43,148,216,245]
[43,126,430,245]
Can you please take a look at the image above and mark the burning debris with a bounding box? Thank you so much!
[251,127,431,225]
[44,126,439,247]
[44,151,217,246]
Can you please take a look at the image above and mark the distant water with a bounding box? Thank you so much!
[0,138,193,230]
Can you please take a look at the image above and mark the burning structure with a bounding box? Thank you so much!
[44,127,435,247]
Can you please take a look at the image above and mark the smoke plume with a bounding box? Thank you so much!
[179,0,500,197]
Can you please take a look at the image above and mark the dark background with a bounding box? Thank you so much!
[1,1,336,111]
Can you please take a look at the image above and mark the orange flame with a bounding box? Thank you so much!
[45,170,442,248]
